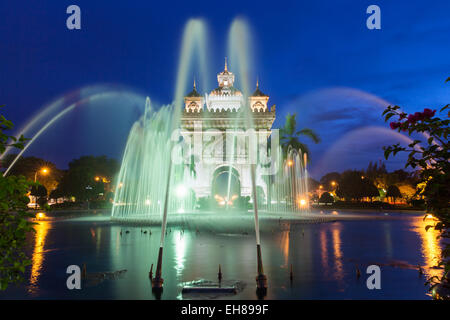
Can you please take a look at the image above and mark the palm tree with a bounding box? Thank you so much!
[280,113,320,158]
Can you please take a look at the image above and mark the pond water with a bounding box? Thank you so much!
[0,210,442,300]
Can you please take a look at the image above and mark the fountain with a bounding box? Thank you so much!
[109,18,310,297]
[111,20,310,224]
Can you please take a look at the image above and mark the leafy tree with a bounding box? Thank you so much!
[0,108,35,290]
[49,188,64,201]
[308,177,320,191]
[386,185,402,203]
[365,160,388,188]
[320,172,341,190]
[2,155,63,193]
[55,155,119,201]
[280,113,320,159]
[383,79,449,297]
[319,192,334,204]
[0,109,26,153]
[335,170,365,201]
[30,185,48,208]
[362,179,380,201]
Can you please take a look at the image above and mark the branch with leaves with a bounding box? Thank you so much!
[0,107,35,290]
[382,78,449,298]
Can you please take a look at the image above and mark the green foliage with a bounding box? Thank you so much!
[319,192,334,204]
[2,154,63,193]
[386,185,402,202]
[335,170,379,201]
[55,155,119,201]
[320,172,341,189]
[234,196,251,210]
[0,109,35,290]
[280,113,320,158]
[383,79,449,296]
[30,185,48,209]
[196,196,214,210]
[0,175,35,290]
[0,107,27,154]
[30,184,47,198]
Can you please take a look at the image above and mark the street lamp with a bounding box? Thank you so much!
[34,167,49,182]
[33,167,49,209]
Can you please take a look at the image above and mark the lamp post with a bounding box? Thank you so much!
[33,167,49,209]
[34,167,49,182]
[85,185,93,210]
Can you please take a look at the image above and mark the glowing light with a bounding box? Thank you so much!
[425,214,434,219]
[41,168,49,174]
[175,185,187,198]
[95,176,100,181]
[413,217,443,284]
[319,185,323,189]
[297,198,307,207]
[287,160,294,167]
[331,181,336,186]
[36,212,45,220]
[28,221,50,294]
[145,199,151,205]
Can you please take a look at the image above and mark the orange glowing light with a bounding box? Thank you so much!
[297,198,307,207]
[36,212,45,220]
[287,160,294,167]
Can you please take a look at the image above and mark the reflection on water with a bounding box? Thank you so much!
[331,227,344,284]
[318,224,344,285]
[320,228,328,273]
[1,212,445,300]
[413,217,443,280]
[28,221,50,294]
[174,231,187,277]
[279,229,290,267]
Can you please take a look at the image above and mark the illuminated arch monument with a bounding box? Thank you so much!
[180,60,276,204]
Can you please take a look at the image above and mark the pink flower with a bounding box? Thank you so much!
[422,108,436,118]
[407,114,417,123]
[390,122,401,130]
[414,112,425,121]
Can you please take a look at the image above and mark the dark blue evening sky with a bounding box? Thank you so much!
[1,0,449,179]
